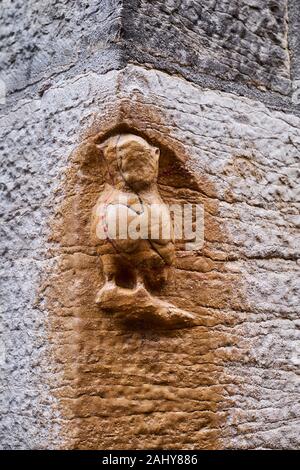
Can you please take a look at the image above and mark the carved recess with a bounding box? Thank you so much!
[91,133,196,327]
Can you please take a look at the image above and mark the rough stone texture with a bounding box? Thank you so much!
[122,0,291,95]
[0,68,119,449]
[0,0,300,451]
[289,0,300,80]
[0,0,123,100]
[1,0,300,113]
[2,64,299,448]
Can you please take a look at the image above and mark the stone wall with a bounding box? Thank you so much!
[0,0,299,449]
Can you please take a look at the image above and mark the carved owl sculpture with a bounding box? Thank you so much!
[91,133,175,309]
[91,132,196,325]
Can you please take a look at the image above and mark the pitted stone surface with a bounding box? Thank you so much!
[2,66,298,448]
[0,70,118,449]
[0,0,123,100]
[0,0,300,451]
[1,0,298,107]
[122,0,291,96]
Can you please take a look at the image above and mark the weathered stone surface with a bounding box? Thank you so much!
[0,69,118,449]
[1,0,300,450]
[1,0,299,110]
[0,0,123,99]
[289,0,300,80]
[2,64,299,448]
[122,0,291,95]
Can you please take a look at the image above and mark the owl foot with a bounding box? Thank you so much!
[96,283,196,328]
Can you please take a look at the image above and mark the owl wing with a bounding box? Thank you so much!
[148,203,175,265]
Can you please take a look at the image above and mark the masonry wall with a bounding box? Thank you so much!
[0,0,299,449]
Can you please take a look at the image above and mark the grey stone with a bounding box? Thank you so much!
[0,0,299,450]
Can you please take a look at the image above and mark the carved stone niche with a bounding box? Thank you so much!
[91,133,196,327]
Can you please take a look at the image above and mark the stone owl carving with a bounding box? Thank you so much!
[91,133,195,326]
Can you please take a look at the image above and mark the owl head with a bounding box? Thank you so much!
[99,133,160,190]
